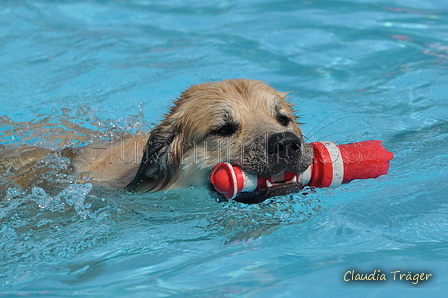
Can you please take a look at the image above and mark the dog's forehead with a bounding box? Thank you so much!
[170,79,296,139]
[180,79,290,114]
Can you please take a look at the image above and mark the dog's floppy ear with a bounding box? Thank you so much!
[125,122,178,193]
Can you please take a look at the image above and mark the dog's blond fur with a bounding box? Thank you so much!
[124,79,312,193]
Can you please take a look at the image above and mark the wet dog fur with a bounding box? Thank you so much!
[123,79,313,201]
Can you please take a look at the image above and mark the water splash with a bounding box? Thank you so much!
[0,104,151,150]
[0,183,120,287]
[31,183,93,216]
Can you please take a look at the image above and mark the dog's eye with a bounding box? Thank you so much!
[276,114,291,126]
[211,123,238,137]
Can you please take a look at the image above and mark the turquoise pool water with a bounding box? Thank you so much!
[1,0,448,296]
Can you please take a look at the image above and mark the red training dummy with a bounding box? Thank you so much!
[210,140,394,199]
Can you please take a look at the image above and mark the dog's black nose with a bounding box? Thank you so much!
[267,132,302,159]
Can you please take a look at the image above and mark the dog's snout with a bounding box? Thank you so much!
[267,132,302,159]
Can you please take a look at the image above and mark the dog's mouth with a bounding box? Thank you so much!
[211,162,308,204]
[211,136,314,204]
[233,173,305,204]
[233,156,312,204]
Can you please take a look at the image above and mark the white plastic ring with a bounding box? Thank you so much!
[320,141,344,188]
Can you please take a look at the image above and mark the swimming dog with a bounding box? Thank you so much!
[2,79,313,203]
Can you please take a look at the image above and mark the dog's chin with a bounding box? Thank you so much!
[226,159,311,204]
[233,180,304,204]
[224,154,311,204]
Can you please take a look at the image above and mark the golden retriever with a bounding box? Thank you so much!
[2,79,313,203]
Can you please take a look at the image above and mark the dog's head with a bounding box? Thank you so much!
[126,79,313,202]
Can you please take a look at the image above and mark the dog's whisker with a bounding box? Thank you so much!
[303,115,364,142]
[305,128,366,143]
